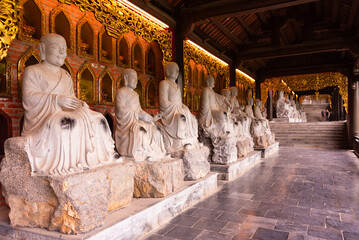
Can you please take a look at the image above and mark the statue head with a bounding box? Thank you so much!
[39,33,67,67]
[122,68,138,89]
[164,62,179,80]
[255,99,262,108]
[230,86,238,97]
[278,91,284,98]
[205,75,215,88]
[247,98,253,106]
[221,89,231,100]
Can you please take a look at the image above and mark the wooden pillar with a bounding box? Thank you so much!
[331,87,339,121]
[339,94,344,120]
[267,89,273,120]
[347,73,359,149]
[255,77,261,100]
[229,61,236,87]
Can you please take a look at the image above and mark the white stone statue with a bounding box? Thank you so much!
[21,33,119,175]
[229,87,240,110]
[115,69,167,161]
[276,91,293,118]
[252,99,276,147]
[158,62,199,152]
[199,76,232,137]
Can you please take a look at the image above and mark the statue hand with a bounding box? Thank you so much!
[58,96,80,110]
[153,114,162,121]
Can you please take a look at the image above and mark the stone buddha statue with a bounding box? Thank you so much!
[199,76,232,137]
[158,62,199,152]
[21,33,119,175]
[253,99,275,147]
[276,91,293,118]
[115,69,166,161]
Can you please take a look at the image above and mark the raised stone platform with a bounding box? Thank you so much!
[254,142,279,158]
[272,117,305,123]
[0,173,218,239]
[210,151,262,181]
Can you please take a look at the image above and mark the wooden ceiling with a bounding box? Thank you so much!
[128,0,359,81]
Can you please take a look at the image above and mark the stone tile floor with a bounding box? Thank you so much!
[143,147,359,240]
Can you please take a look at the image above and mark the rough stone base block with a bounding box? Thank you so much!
[210,151,262,181]
[255,142,280,158]
[0,137,134,234]
[0,173,218,240]
[171,145,211,180]
[134,158,184,198]
[236,138,254,158]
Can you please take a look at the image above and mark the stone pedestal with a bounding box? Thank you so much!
[171,145,211,180]
[237,138,254,158]
[134,158,184,198]
[210,151,262,181]
[0,137,134,235]
[254,142,280,158]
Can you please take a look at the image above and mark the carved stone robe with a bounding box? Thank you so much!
[115,87,166,161]
[22,63,116,175]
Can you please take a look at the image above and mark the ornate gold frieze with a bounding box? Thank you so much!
[0,0,20,60]
[0,55,12,98]
[261,72,348,109]
[17,47,41,98]
[183,40,229,97]
[77,61,96,104]
[18,0,46,44]
[50,4,74,53]
[99,67,115,105]
[59,0,172,63]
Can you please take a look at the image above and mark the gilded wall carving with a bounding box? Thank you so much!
[261,72,348,109]
[0,0,20,60]
[184,40,229,97]
[59,0,172,63]
[0,56,12,98]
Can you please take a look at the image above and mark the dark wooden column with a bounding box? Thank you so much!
[229,61,236,87]
[255,76,262,100]
[339,94,344,120]
[267,90,273,120]
[347,73,359,149]
[331,87,339,121]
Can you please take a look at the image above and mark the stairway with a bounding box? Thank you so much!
[301,103,330,122]
[269,121,348,149]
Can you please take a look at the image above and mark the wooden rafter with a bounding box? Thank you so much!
[210,18,243,46]
[346,0,359,30]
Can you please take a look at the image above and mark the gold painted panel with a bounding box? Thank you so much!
[59,0,172,63]
[0,0,20,60]
[0,56,12,98]
[99,67,115,105]
[184,41,229,97]
[77,61,96,104]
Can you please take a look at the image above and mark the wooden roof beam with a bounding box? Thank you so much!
[331,0,339,23]
[190,0,319,23]
[238,38,359,60]
[210,18,243,46]
[346,0,359,30]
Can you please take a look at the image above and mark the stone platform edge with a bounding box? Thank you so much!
[254,142,279,158]
[0,173,218,240]
[210,151,262,181]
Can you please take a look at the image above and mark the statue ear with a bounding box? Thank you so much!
[39,42,46,61]
[123,75,128,86]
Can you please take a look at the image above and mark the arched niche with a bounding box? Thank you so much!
[186,92,193,111]
[50,5,73,53]
[17,47,41,98]
[0,56,12,98]
[77,14,96,59]
[0,109,12,158]
[193,66,198,89]
[61,59,75,83]
[135,80,144,108]
[189,65,193,89]
[99,28,115,64]
[193,93,200,112]
[132,41,143,72]
[77,61,96,104]
[19,0,45,43]
[146,80,156,108]
[214,73,225,94]
[146,47,156,75]
[99,68,115,105]
[117,36,130,68]
[103,110,114,136]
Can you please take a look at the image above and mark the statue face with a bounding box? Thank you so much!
[166,63,179,80]
[44,37,67,67]
[207,77,215,88]
[126,72,138,89]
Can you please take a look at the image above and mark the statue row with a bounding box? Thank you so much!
[276,91,307,122]
[21,34,276,176]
